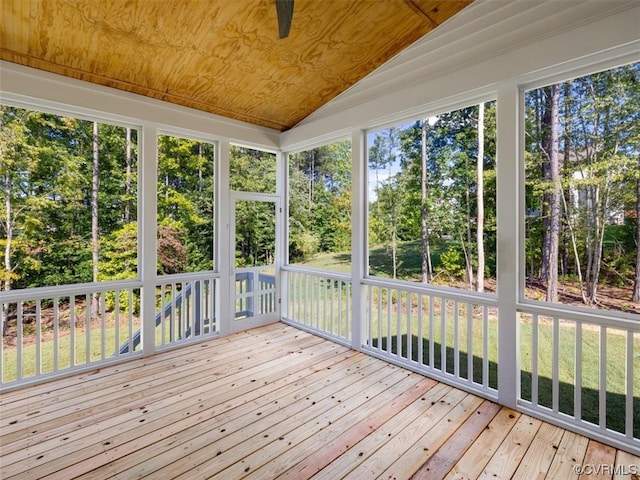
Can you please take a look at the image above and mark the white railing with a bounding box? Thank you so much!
[0,272,221,389]
[282,266,352,345]
[1,281,141,389]
[155,273,219,349]
[363,278,499,400]
[234,267,277,319]
[517,302,639,453]
[4,268,638,455]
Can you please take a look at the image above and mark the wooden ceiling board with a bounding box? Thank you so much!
[410,0,473,25]
[0,1,32,53]
[0,0,472,131]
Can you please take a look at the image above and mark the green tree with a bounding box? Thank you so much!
[477,102,485,292]
[0,106,138,297]
[158,135,214,273]
[288,140,351,263]
[540,84,561,303]
[526,62,639,309]
[420,119,433,282]
[91,122,100,317]
[566,66,638,304]
[1,106,36,334]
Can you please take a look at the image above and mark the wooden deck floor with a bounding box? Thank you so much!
[1,323,638,480]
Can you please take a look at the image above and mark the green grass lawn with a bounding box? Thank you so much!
[519,319,640,436]
[297,251,351,273]
[286,275,639,437]
[297,239,450,281]
[2,310,220,383]
[364,298,639,437]
[5,242,639,438]
[298,240,639,436]
[368,239,449,280]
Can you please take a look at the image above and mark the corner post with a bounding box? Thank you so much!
[278,150,289,322]
[496,82,522,408]
[351,129,367,351]
[217,140,232,336]
[141,125,158,357]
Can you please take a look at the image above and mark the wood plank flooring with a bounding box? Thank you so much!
[1,323,638,479]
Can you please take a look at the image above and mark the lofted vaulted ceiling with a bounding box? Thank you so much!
[0,0,472,131]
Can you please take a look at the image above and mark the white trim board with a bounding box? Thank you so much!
[0,61,280,150]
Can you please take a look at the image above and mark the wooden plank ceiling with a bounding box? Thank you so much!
[0,0,472,131]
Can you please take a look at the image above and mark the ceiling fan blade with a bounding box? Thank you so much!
[276,0,294,39]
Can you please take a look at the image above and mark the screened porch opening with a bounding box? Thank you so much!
[1,0,639,476]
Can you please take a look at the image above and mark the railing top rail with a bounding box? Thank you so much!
[233,265,276,274]
[363,276,499,306]
[282,265,352,282]
[156,271,220,283]
[0,279,142,303]
[518,300,640,332]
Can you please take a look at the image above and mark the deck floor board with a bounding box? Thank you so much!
[1,323,638,479]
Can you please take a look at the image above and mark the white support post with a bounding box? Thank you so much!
[140,125,158,357]
[217,140,232,336]
[496,83,521,408]
[351,129,366,351]
[278,150,288,321]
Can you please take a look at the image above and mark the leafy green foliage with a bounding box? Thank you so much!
[234,200,275,267]
[524,61,640,306]
[288,141,352,265]
[229,145,278,268]
[368,101,497,287]
[437,246,467,280]
[100,222,138,281]
[157,135,215,273]
[230,145,276,194]
[1,106,137,289]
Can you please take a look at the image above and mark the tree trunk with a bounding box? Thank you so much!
[309,151,315,215]
[562,192,587,303]
[476,102,485,292]
[2,171,11,336]
[165,174,169,201]
[580,83,615,306]
[540,88,551,280]
[124,127,132,224]
[584,183,595,301]
[465,155,473,287]
[198,142,203,197]
[421,119,432,283]
[560,83,571,277]
[546,84,561,303]
[633,176,640,302]
[91,122,100,319]
[540,85,560,302]
[391,223,398,279]
[390,148,398,279]
[587,179,612,305]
